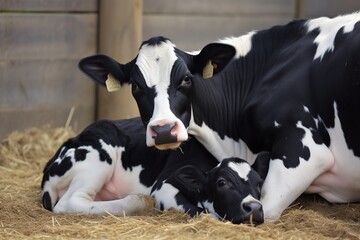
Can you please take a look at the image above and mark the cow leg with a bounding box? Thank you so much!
[261,124,334,221]
[152,182,204,216]
[52,147,153,216]
[54,174,153,215]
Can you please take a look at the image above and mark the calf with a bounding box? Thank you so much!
[79,12,360,221]
[41,118,267,224]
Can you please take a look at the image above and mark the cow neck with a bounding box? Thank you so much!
[189,54,263,143]
[189,20,309,153]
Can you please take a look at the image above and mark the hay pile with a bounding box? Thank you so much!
[0,126,359,240]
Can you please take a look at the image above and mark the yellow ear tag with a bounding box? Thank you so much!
[202,60,214,79]
[105,74,121,92]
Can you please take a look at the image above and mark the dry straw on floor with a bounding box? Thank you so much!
[0,126,359,240]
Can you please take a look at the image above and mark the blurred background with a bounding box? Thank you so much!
[0,0,359,140]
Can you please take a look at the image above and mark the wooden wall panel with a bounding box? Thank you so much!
[144,0,295,16]
[143,0,296,51]
[0,0,97,12]
[0,14,97,60]
[143,15,294,51]
[0,6,98,140]
[298,0,360,18]
[0,60,94,108]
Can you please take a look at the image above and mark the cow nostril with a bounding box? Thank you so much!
[242,201,261,213]
[241,201,264,224]
[150,123,178,145]
[150,123,176,135]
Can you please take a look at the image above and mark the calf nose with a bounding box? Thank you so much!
[241,201,264,224]
[151,123,177,145]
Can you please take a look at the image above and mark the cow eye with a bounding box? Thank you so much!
[179,75,192,88]
[216,178,227,187]
[132,82,140,92]
[257,182,263,193]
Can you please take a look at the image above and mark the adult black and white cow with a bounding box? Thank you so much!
[79,12,360,221]
[41,118,268,224]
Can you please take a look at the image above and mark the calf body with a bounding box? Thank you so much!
[42,118,266,224]
[41,118,167,214]
[79,12,360,221]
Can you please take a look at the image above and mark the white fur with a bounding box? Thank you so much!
[261,121,334,221]
[306,12,360,60]
[228,162,251,181]
[201,200,219,219]
[188,111,257,163]
[242,195,261,204]
[136,40,177,88]
[44,140,153,215]
[308,103,360,202]
[218,31,255,59]
[152,182,184,211]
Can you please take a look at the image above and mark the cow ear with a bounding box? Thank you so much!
[193,43,236,78]
[251,152,270,180]
[78,54,131,87]
[175,166,207,193]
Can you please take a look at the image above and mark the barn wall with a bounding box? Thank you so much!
[0,0,98,140]
[143,0,360,51]
[143,0,297,51]
[1,1,359,140]
[96,0,142,121]
[298,0,360,18]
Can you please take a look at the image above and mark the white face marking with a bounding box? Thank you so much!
[306,12,360,60]
[135,41,189,148]
[228,161,251,181]
[136,41,178,123]
[218,31,255,59]
[136,41,178,88]
[242,194,261,204]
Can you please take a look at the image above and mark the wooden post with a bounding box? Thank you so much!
[295,0,304,18]
[97,0,142,120]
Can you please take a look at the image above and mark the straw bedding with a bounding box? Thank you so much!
[0,126,359,240]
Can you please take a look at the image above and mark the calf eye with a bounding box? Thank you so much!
[132,82,140,92]
[216,178,227,187]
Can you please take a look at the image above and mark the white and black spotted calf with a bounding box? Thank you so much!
[79,12,360,221]
[41,118,268,224]
[153,153,269,224]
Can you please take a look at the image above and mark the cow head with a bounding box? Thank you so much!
[79,36,235,150]
[174,157,266,224]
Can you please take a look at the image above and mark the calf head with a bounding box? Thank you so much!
[79,36,235,150]
[174,157,267,224]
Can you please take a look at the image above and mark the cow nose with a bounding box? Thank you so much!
[241,201,264,224]
[151,123,177,145]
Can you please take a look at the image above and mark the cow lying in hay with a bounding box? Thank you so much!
[41,118,269,224]
[79,12,360,222]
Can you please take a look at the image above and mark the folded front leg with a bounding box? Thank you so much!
[261,123,334,221]
[53,173,154,215]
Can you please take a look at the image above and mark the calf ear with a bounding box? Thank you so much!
[174,166,207,194]
[193,43,236,78]
[78,54,131,87]
[251,152,270,180]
